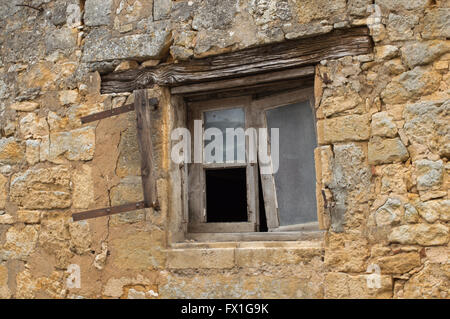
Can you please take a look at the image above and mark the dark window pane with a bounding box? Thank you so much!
[205,168,247,222]
[266,101,317,226]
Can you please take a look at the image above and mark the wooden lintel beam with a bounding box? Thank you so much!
[101,27,371,94]
[80,98,158,124]
[72,201,148,221]
[171,66,315,95]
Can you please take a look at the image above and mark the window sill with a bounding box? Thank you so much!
[184,230,324,243]
[165,235,324,269]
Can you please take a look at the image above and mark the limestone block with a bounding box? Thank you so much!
[332,143,371,191]
[384,59,406,75]
[1,225,40,260]
[376,0,430,11]
[387,13,419,41]
[114,0,154,25]
[401,41,450,69]
[325,233,369,272]
[82,26,171,62]
[373,197,403,227]
[293,0,346,24]
[422,8,450,39]
[380,164,410,194]
[417,199,449,223]
[320,87,364,117]
[192,0,238,30]
[84,0,113,27]
[154,0,172,21]
[0,138,24,164]
[17,210,41,224]
[10,166,71,209]
[375,45,399,61]
[19,113,49,139]
[368,137,408,165]
[317,114,370,144]
[39,217,71,253]
[284,21,333,40]
[402,263,450,298]
[376,252,421,274]
[0,214,14,225]
[381,66,441,104]
[404,100,449,157]
[424,247,449,264]
[348,0,372,17]
[9,101,39,112]
[371,111,397,138]
[415,159,444,191]
[388,224,449,246]
[45,27,77,54]
[58,90,79,105]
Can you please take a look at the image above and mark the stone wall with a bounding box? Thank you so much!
[0,0,448,298]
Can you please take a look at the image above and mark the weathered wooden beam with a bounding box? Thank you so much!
[72,201,148,221]
[80,98,158,124]
[134,89,158,209]
[171,66,315,95]
[184,76,314,102]
[101,27,371,94]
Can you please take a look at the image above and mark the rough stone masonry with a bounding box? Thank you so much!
[0,0,449,298]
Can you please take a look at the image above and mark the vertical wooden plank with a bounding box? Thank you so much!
[245,98,260,231]
[186,106,204,224]
[259,158,280,231]
[134,89,157,208]
[246,164,259,231]
[251,102,280,231]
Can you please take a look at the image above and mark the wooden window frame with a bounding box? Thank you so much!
[185,84,319,234]
[187,96,259,233]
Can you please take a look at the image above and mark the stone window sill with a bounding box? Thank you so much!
[164,235,324,269]
[184,230,324,243]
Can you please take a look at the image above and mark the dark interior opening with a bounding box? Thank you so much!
[205,168,248,222]
[258,166,268,232]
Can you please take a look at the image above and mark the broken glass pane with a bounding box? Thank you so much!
[266,101,317,226]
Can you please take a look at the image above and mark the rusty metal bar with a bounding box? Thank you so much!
[80,98,158,124]
[72,201,149,221]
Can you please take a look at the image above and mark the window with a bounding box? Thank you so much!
[186,86,319,234]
